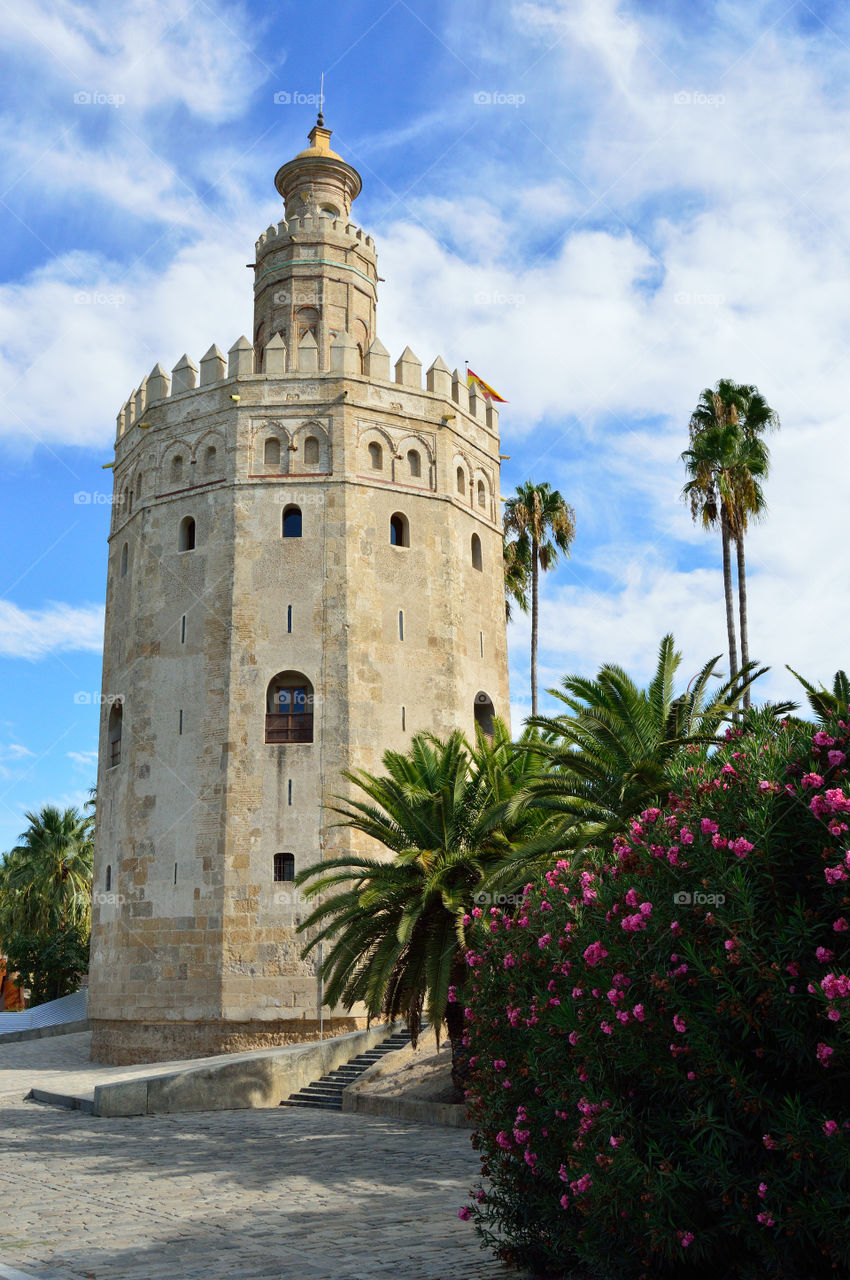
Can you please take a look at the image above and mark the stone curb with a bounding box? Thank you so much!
[0,1019,90,1045]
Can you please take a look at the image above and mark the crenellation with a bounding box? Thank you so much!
[395,346,422,389]
[172,353,198,394]
[228,336,254,379]
[146,363,171,404]
[426,355,452,398]
[200,343,227,385]
[451,368,469,413]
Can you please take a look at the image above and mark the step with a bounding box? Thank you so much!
[282,1097,342,1110]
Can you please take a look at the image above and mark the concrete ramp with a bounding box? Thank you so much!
[0,989,88,1041]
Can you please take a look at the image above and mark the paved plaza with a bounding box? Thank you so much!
[0,1036,508,1280]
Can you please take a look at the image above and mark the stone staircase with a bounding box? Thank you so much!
[280,1024,415,1111]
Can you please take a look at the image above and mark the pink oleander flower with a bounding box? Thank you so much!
[625,887,639,906]
[673,1014,686,1033]
[633,1003,645,1021]
[814,731,837,748]
[680,827,694,845]
[786,962,800,976]
[763,1133,776,1149]
[823,1120,839,1136]
[677,1231,694,1247]
[834,918,849,932]
[600,1021,613,1035]
[701,818,719,834]
[730,837,754,857]
[568,1030,580,1046]
[493,1059,506,1070]
[621,913,648,932]
[821,973,850,998]
[757,1212,775,1227]
[503,953,516,969]
[616,1010,630,1023]
[816,947,834,963]
[711,833,728,849]
[825,866,848,884]
[583,942,608,967]
[609,1135,622,1147]
[828,750,845,768]
[538,933,551,949]
[758,1182,767,1199]
[570,1174,593,1195]
[457,1206,471,1220]
[816,1042,834,1066]
[686,1070,696,1080]
[802,772,824,790]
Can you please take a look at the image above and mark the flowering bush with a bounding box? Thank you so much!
[463,710,850,1278]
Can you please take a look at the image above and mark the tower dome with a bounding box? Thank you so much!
[273,115,362,222]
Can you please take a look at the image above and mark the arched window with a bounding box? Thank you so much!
[390,513,409,547]
[296,306,320,339]
[368,441,383,470]
[477,479,486,508]
[264,437,281,467]
[304,436,319,465]
[178,516,196,551]
[108,701,123,767]
[120,543,129,578]
[282,505,302,538]
[474,692,495,739]
[456,466,465,496]
[408,450,421,478]
[273,852,295,882]
[171,455,183,485]
[105,865,112,892]
[135,473,142,500]
[471,533,482,571]
[204,445,217,474]
[266,671,314,743]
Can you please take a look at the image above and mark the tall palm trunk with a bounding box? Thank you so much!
[736,533,750,710]
[721,508,738,686]
[530,539,539,717]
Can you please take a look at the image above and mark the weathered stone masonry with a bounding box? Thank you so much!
[89,117,510,1064]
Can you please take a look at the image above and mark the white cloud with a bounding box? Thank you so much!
[67,749,98,768]
[0,601,104,660]
[0,744,35,761]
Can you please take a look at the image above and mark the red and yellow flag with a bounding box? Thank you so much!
[467,368,508,403]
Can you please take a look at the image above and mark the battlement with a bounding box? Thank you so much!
[255,216,375,256]
[116,337,500,442]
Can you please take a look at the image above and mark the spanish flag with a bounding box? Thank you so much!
[467,368,508,403]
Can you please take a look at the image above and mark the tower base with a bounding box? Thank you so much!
[89,1016,367,1065]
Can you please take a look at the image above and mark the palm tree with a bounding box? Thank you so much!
[788,666,850,723]
[294,725,544,1094]
[0,805,94,939]
[683,381,778,708]
[503,536,530,622]
[486,635,778,890]
[503,481,576,716]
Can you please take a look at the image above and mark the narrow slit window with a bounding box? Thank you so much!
[179,709,183,735]
[282,505,302,538]
[105,865,112,892]
[174,862,178,885]
[398,610,404,642]
[287,604,292,633]
[178,516,195,551]
[287,779,292,806]
[120,543,128,578]
[402,706,406,731]
[480,631,484,657]
[181,615,186,644]
[471,533,483,571]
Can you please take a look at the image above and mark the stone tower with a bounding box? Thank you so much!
[88,116,510,1065]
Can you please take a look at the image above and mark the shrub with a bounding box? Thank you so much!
[463,709,850,1279]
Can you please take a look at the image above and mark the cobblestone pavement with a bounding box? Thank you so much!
[0,1037,510,1280]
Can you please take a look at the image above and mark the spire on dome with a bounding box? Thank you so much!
[274,112,362,220]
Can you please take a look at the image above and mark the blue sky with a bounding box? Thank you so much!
[1,0,849,853]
